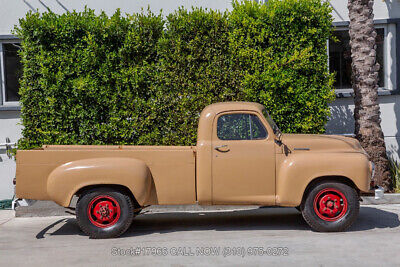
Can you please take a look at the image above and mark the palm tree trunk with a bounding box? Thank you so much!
[348,0,392,191]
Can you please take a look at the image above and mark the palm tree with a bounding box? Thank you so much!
[347,0,392,191]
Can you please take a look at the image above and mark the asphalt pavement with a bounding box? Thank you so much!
[0,205,399,266]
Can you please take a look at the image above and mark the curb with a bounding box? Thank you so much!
[15,201,69,217]
[361,194,400,205]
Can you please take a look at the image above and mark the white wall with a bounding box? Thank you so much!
[0,111,22,199]
[326,95,400,161]
[2,0,398,33]
[0,0,233,35]
[326,0,400,161]
[329,0,400,22]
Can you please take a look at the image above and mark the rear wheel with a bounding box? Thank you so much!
[76,187,134,238]
[301,181,359,232]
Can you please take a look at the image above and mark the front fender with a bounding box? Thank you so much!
[47,157,154,207]
[276,152,371,206]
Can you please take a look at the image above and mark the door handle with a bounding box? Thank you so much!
[214,145,230,152]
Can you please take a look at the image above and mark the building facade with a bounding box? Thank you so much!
[0,0,399,200]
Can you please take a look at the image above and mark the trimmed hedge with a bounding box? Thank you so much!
[15,0,334,149]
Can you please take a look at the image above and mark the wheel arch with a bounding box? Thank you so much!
[300,176,360,208]
[74,184,141,209]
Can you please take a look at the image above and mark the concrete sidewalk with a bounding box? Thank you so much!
[0,209,14,225]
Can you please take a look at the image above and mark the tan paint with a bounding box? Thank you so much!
[17,146,196,206]
[211,111,276,205]
[275,152,370,206]
[47,157,152,207]
[195,102,277,205]
[273,133,370,205]
[16,102,373,208]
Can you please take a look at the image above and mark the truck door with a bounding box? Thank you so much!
[211,111,275,205]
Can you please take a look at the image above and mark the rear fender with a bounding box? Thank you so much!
[47,157,154,207]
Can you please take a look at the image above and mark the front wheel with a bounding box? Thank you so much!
[76,187,134,238]
[301,181,359,232]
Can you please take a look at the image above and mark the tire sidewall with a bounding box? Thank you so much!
[302,182,359,232]
[76,188,133,238]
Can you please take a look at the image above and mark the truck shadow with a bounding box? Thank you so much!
[37,206,400,239]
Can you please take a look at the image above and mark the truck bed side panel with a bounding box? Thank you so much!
[16,146,196,205]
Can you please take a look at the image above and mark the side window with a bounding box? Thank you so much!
[1,43,22,103]
[217,113,267,140]
[250,114,267,139]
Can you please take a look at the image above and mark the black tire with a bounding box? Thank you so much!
[301,181,359,232]
[76,187,134,239]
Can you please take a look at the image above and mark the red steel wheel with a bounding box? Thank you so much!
[313,188,348,222]
[87,195,121,228]
[302,182,359,232]
[77,188,134,238]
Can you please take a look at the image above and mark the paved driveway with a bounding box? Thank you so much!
[0,205,399,266]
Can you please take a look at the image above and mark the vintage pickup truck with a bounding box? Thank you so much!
[16,102,373,238]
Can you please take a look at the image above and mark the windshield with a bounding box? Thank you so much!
[262,108,282,137]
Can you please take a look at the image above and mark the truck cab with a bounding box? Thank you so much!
[197,102,371,206]
[196,102,277,205]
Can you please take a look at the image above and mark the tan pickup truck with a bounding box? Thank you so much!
[16,102,373,238]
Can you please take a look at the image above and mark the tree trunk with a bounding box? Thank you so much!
[348,0,392,191]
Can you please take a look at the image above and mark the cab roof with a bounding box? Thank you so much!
[202,102,265,114]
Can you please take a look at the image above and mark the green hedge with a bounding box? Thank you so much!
[15,0,334,149]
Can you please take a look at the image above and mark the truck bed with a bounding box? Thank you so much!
[16,145,197,205]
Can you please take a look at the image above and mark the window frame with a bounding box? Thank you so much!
[328,24,396,92]
[215,111,269,141]
[0,39,21,107]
